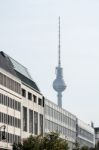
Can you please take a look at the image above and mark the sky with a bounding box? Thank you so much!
[0,0,99,126]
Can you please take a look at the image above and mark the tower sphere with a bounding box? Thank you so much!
[53,67,66,92]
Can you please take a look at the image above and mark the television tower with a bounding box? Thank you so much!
[53,17,66,107]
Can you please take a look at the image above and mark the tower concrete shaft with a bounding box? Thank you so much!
[58,92,62,107]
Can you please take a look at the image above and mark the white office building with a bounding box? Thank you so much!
[44,99,95,149]
[44,98,77,149]
[77,119,95,148]
[0,51,44,150]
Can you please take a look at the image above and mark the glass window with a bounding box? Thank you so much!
[38,98,42,106]
[42,96,44,107]
[29,109,33,133]
[0,73,21,94]
[22,89,26,97]
[33,95,37,103]
[28,92,32,100]
[34,111,38,135]
[23,106,27,132]
[39,114,43,135]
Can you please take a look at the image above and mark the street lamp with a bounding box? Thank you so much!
[0,125,6,140]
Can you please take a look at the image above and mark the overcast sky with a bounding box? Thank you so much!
[0,0,99,126]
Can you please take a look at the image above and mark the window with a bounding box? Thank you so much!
[29,109,33,133]
[22,89,26,97]
[0,112,20,128]
[23,106,27,131]
[39,114,43,135]
[38,98,42,106]
[33,95,37,103]
[0,72,21,94]
[15,118,17,127]
[28,92,32,100]
[0,131,20,144]
[15,101,17,110]
[0,93,21,112]
[3,75,6,86]
[18,102,21,111]
[42,96,44,107]
[34,111,38,135]
[10,98,12,108]
[0,73,3,85]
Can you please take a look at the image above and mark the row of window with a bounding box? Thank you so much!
[78,138,94,148]
[0,131,20,144]
[23,106,43,135]
[0,112,21,128]
[0,72,44,108]
[0,93,21,111]
[22,88,44,107]
[78,127,94,142]
[0,72,21,94]
[45,105,76,128]
[45,119,76,139]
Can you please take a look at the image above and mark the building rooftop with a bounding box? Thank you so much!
[9,56,32,80]
[0,51,17,76]
[16,71,40,92]
[0,51,40,92]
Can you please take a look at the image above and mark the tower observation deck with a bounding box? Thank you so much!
[53,17,66,107]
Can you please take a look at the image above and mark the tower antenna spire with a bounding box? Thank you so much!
[58,16,61,67]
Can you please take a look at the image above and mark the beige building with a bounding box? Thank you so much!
[0,51,44,150]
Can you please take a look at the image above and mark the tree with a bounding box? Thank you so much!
[95,141,99,150]
[81,146,89,150]
[13,132,69,150]
[13,135,43,150]
[42,132,69,150]
[73,141,80,150]
[13,142,23,150]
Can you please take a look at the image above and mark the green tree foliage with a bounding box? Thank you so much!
[42,132,69,150]
[81,146,89,150]
[13,132,69,150]
[95,141,99,150]
[13,142,23,150]
[73,141,95,150]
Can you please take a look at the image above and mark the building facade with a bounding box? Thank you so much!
[94,127,99,144]
[0,51,44,150]
[44,99,76,149]
[44,99,95,149]
[77,119,95,148]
